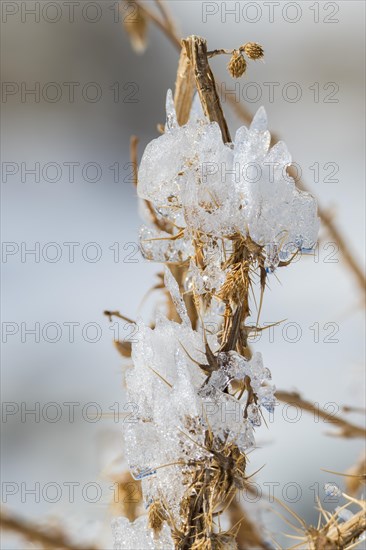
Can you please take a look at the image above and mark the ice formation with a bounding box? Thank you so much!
[138,90,319,275]
[112,516,174,549]
[112,91,319,548]
[114,281,276,547]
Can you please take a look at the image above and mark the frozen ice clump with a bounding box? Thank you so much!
[137,92,319,267]
[112,516,174,549]
[123,312,276,517]
[139,225,193,263]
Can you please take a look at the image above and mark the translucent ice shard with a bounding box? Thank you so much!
[164,266,190,325]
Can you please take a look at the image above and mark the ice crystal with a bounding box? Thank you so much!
[120,313,276,526]
[138,90,319,268]
[324,483,341,498]
[112,516,174,549]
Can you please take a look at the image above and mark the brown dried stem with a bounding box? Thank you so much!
[228,499,272,550]
[174,45,195,126]
[276,390,366,438]
[104,310,135,324]
[154,0,177,36]
[307,499,366,549]
[346,454,366,496]
[130,135,139,186]
[131,0,180,50]
[184,35,231,143]
[0,510,99,550]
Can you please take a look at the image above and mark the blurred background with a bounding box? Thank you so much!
[1,1,365,548]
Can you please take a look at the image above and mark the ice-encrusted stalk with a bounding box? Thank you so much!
[113,31,319,550]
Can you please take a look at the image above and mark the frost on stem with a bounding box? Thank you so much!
[112,91,319,549]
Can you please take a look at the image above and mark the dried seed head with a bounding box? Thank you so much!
[123,5,148,54]
[227,51,247,78]
[243,42,264,60]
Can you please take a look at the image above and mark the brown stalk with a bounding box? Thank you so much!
[184,35,231,143]
[130,0,180,50]
[228,499,272,550]
[276,390,366,438]
[174,45,195,126]
[346,454,366,495]
[0,510,99,550]
[130,135,139,186]
[104,310,135,324]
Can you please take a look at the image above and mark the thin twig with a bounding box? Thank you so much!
[228,499,272,550]
[154,0,177,35]
[104,310,135,324]
[0,510,99,550]
[276,390,366,438]
[184,35,231,143]
[130,135,139,187]
[132,0,180,49]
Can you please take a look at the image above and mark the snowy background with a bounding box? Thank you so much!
[1,1,365,548]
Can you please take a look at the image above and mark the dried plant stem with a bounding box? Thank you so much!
[307,503,366,549]
[228,499,272,550]
[315,206,366,296]
[174,46,195,126]
[325,506,366,547]
[130,135,139,186]
[207,48,233,58]
[184,35,231,143]
[154,0,177,36]
[276,390,366,438]
[104,310,135,324]
[131,0,180,50]
[0,510,99,550]
[346,454,366,496]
